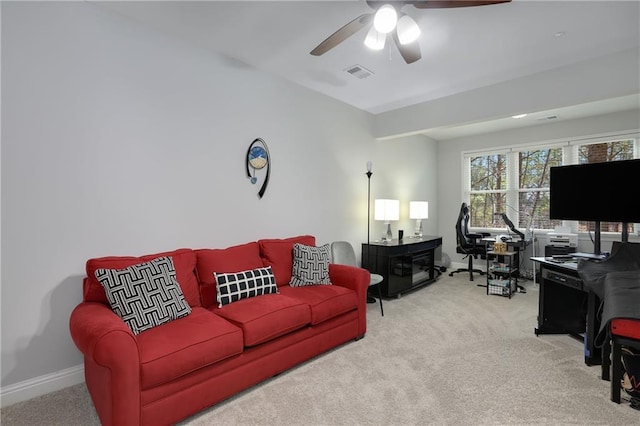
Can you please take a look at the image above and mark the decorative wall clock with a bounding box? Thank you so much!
[246,138,271,198]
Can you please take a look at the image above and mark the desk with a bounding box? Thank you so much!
[362,236,442,298]
[532,257,601,366]
[482,237,533,250]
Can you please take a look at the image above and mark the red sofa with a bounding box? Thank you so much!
[69,235,369,426]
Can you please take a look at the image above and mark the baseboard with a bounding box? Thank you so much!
[1,364,84,408]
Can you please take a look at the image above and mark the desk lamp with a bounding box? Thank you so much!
[409,201,428,237]
[375,199,399,241]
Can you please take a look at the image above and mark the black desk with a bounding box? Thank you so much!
[532,257,601,365]
[482,237,533,250]
[362,236,442,298]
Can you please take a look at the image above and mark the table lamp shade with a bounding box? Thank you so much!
[374,199,400,222]
[375,199,399,241]
[410,201,428,237]
[409,201,429,219]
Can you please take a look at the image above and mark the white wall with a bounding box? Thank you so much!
[0,2,438,401]
[437,109,640,271]
[366,134,440,241]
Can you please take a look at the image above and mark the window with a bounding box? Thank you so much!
[465,135,638,234]
[469,153,506,229]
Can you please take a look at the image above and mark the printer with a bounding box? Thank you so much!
[547,232,578,247]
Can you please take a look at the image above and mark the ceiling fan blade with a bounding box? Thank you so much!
[392,32,421,64]
[411,0,511,9]
[310,13,374,56]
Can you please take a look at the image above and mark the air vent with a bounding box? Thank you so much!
[345,64,374,79]
[537,115,559,121]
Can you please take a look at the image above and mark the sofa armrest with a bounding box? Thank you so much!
[329,263,370,336]
[69,302,141,426]
[70,302,138,361]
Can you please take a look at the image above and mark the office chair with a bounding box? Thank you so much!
[330,241,383,316]
[448,202,491,282]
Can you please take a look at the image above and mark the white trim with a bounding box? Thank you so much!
[462,129,640,156]
[567,130,640,145]
[0,364,84,408]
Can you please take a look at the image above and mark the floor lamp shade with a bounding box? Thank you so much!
[409,201,429,237]
[375,199,399,241]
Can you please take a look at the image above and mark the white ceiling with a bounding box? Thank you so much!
[94,0,640,139]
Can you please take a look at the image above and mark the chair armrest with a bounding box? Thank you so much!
[329,263,370,336]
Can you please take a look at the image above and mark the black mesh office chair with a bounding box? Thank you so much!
[449,202,491,282]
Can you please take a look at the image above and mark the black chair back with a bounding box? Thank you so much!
[455,202,475,249]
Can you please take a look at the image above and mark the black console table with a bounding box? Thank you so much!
[362,236,443,298]
[532,257,601,366]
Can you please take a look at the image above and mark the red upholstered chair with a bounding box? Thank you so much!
[602,319,640,405]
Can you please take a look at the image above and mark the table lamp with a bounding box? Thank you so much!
[375,199,399,241]
[409,201,429,237]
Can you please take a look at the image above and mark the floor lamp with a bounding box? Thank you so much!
[365,161,376,303]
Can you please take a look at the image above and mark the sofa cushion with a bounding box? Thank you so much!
[289,243,332,287]
[258,235,315,286]
[95,256,192,335]
[213,294,310,346]
[214,266,279,308]
[85,248,201,308]
[195,242,264,307]
[136,307,244,389]
[279,285,358,325]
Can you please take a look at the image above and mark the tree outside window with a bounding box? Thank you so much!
[469,154,506,229]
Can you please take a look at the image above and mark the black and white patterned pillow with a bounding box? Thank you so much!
[289,243,332,287]
[95,256,192,335]
[214,266,278,308]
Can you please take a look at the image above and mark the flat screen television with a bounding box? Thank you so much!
[549,159,640,223]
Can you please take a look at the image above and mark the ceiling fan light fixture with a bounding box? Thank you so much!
[364,26,386,50]
[397,14,421,45]
[373,4,397,34]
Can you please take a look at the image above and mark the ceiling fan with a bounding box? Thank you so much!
[310,1,511,64]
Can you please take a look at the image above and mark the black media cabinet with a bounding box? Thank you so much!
[362,236,442,298]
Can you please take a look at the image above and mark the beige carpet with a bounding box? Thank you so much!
[2,273,638,425]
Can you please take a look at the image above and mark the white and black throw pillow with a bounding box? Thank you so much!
[95,256,191,335]
[289,243,332,287]
[214,266,278,308]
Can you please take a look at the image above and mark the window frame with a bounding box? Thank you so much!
[462,131,640,237]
